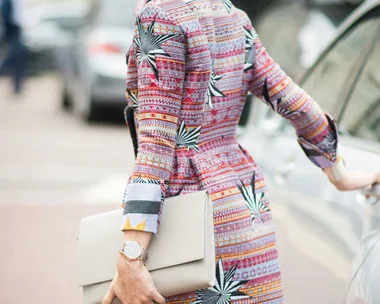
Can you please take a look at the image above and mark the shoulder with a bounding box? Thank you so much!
[233,7,257,36]
[135,0,204,40]
[136,0,189,27]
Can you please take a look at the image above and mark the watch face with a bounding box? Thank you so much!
[124,241,142,259]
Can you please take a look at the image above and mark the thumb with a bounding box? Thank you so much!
[152,289,165,304]
[102,283,116,304]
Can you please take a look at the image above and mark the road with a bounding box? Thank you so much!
[0,74,134,304]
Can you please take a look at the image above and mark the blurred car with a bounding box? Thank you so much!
[238,0,362,129]
[309,0,364,5]
[346,230,380,303]
[23,2,89,74]
[58,0,136,121]
[234,0,364,23]
[240,0,380,303]
[25,2,89,50]
[255,0,363,79]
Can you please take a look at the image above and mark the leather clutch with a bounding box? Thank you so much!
[78,190,216,303]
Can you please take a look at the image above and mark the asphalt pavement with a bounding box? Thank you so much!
[0,74,134,304]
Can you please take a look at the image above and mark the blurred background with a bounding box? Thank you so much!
[0,0,377,303]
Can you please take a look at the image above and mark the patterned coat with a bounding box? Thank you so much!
[122,0,341,303]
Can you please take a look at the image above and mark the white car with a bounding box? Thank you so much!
[24,2,89,52]
[59,0,136,121]
[241,0,380,303]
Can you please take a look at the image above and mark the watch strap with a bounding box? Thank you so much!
[140,248,148,260]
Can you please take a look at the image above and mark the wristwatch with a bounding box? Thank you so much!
[120,241,148,261]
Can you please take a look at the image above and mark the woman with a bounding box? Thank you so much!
[103,0,380,303]
[0,0,29,95]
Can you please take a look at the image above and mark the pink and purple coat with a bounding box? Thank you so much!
[122,0,341,303]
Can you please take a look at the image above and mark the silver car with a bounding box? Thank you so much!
[59,0,136,121]
[241,0,380,303]
[24,2,89,74]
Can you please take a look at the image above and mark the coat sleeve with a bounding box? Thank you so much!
[121,6,186,235]
[245,22,344,172]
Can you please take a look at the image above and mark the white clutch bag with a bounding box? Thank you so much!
[78,190,216,303]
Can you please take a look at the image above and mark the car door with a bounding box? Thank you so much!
[335,22,380,303]
[241,5,380,304]
[346,232,380,304]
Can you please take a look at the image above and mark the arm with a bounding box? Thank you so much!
[103,6,186,304]
[247,28,341,170]
[246,25,380,191]
[324,168,380,191]
[121,8,186,237]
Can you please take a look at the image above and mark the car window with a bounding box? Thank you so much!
[42,17,84,32]
[339,25,380,143]
[95,0,137,28]
[301,17,379,115]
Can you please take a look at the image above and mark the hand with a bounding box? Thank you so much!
[325,169,380,192]
[102,253,165,304]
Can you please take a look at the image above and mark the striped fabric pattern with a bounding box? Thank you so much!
[122,0,341,303]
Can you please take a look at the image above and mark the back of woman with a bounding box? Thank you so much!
[101,1,380,304]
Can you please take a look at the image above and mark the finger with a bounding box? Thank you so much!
[152,290,165,304]
[102,284,116,304]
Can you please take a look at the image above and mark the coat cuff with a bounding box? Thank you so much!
[297,113,342,169]
[120,178,166,234]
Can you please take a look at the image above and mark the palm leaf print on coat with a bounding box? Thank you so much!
[237,171,270,230]
[132,175,160,184]
[176,121,201,152]
[244,27,256,71]
[126,88,138,109]
[262,78,293,117]
[193,259,250,304]
[134,17,179,81]
[221,0,233,13]
[323,115,338,158]
[207,70,226,109]
[323,132,338,157]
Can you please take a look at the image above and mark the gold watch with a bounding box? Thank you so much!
[120,241,148,261]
